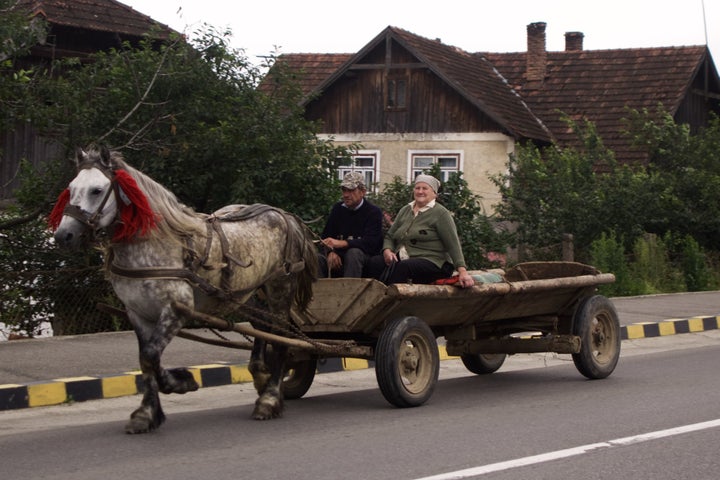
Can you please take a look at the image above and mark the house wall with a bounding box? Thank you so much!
[323,132,515,213]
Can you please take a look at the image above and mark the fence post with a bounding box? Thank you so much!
[562,233,574,261]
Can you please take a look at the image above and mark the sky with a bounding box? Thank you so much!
[120,0,720,66]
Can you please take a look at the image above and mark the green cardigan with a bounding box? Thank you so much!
[383,202,467,269]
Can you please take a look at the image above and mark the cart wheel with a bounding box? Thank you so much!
[461,353,507,374]
[571,295,621,379]
[375,316,439,408]
[282,357,317,400]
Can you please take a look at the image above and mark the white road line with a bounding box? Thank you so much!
[413,419,720,480]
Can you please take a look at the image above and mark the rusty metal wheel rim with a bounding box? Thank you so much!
[397,331,434,394]
[590,311,618,366]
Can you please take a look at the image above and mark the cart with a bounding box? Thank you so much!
[177,261,620,408]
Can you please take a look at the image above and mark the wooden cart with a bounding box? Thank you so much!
[180,261,620,408]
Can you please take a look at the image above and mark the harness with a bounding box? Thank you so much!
[108,204,307,300]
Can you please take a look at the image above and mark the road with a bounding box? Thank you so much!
[1,331,719,480]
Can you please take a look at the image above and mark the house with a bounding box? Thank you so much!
[1,0,175,200]
[263,23,720,212]
[11,0,174,66]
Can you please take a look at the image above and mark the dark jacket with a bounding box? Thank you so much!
[322,199,383,255]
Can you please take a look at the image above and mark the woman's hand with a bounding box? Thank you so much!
[456,267,474,288]
[383,248,398,266]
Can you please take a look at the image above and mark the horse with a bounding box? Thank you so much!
[49,145,318,433]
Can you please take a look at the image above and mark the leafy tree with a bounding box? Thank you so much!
[0,18,352,335]
[490,123,609,261]
[623,107,720,250]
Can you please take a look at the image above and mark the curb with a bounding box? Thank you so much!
[2,317,718,411]
[620,315,720,340]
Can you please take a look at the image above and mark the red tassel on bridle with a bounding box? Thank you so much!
[48,189,70,230]
[47,169,158,242]
[113,169,158,242]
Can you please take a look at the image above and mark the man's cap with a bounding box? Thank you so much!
[341,171,366,190]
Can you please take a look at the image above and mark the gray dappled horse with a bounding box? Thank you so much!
[50,145,317,433]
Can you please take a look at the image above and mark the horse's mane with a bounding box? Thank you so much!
[105,151,207,242]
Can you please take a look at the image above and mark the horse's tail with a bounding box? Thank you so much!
[293,219,318,312]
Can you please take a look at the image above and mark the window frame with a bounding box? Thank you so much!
[385,75,408,111]
[407,150,464,183]
[337,150,381,192]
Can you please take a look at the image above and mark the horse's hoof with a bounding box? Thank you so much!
[125,407,165,434]
[251,393,283,420]
[159,368,199,394]
[249,362,271,395]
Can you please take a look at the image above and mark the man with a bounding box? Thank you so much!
[319,171,383,277]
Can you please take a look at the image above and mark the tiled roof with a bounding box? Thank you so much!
[14,0,174,38]
[484,46,711,163]
[259,53,353,97]
[264,26,718,163]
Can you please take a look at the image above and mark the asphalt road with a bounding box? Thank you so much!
[1,331,718,480]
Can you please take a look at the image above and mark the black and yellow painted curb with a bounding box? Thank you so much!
[2,317,718,411]
[620,315,720,340]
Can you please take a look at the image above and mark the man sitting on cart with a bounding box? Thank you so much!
[318,172,383,277]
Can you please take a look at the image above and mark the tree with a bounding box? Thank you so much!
[623,107,720,250]
[0,19,351,335]
[490,126,608,261]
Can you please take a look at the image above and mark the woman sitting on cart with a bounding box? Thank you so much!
[366,174,475,288]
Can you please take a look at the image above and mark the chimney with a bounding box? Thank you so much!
[526,22,547,83]
[565,31,584,51]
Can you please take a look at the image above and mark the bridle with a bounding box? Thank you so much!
[61,165,120,238]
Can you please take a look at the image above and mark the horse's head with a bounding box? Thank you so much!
[50,145,157,249]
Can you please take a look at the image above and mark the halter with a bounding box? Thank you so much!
[61,165,120,239]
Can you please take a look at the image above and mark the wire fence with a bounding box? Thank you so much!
[0,262,132,339]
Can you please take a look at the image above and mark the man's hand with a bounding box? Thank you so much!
[322,238,348,250]
[327,251,342,271]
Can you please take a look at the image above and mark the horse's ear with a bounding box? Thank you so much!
[99,145,112,168]
[74,147,88,169]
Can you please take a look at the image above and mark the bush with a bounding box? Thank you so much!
[590,231,635,296]
[630,233,683,294]
[679,235,710,292]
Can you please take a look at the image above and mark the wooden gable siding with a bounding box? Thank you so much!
[305,39,503,134]
[675,63,720,131]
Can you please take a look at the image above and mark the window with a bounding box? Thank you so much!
[338,151,379,191]
[410,152,461,182]
[386,76,407,110]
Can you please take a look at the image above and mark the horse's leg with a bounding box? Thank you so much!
[251,341,288,420]
[248,337,271,396]
[125,303,198,434]
[250,281,294,420]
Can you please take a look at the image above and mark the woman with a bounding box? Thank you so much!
[367,174,475,288]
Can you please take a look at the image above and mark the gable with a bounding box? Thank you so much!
[302,37,515,135]
[265,26,551,141]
